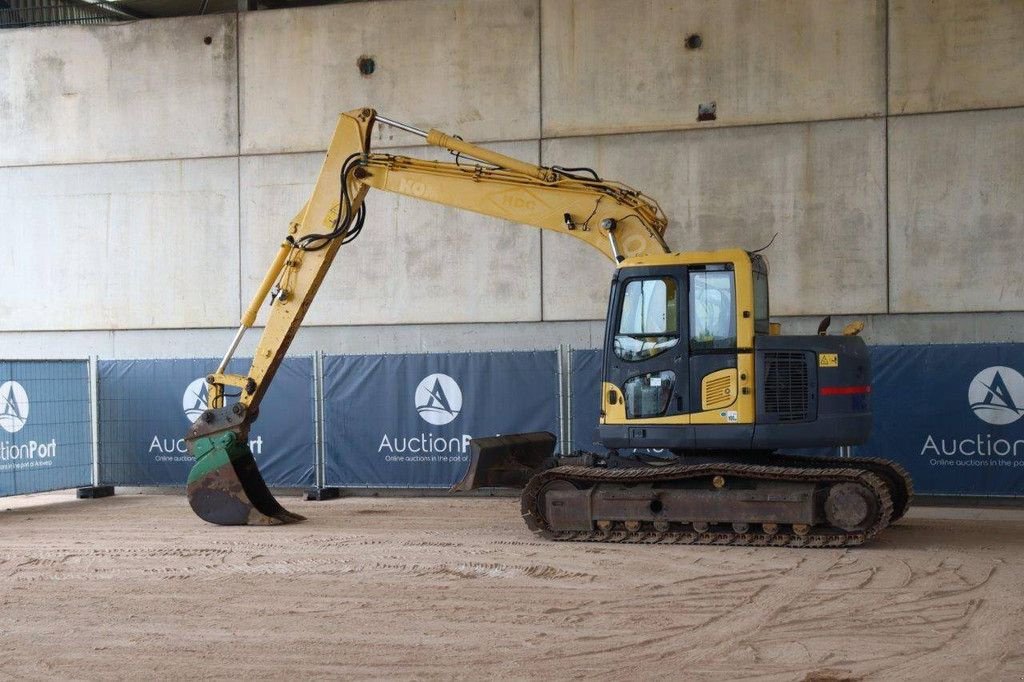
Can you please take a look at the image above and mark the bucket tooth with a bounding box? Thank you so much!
[186,431,305,525]
[451,431,556,492]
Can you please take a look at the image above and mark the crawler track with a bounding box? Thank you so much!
[521,462,895,548]
[766,453,914,522]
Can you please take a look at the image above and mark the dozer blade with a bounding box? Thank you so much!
[451,431,556,492]
[187,431,305,525]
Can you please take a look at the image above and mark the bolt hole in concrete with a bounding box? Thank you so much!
[203,36,212,45]
[685,33,702,49]
[357,56,376,76]
[697,101,717,122]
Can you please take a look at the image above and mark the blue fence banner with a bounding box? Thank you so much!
[570,345,1024,496]
[98,357,315,487]
[569,349,604,453]
[323,351,559,488]
[865,344,1024,496]
[0,360,92,497]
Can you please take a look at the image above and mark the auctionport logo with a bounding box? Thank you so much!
[183,378,209,424]
[969,366,1024,426]
[0,381,29,434]
[415,373,462,426]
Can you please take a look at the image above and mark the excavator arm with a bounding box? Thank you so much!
[184,107,670,525]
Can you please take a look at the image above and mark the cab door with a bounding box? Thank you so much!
[602,267,690,422]
[686,264,742,420]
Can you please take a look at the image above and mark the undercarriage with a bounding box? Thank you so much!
[516,450,913,547]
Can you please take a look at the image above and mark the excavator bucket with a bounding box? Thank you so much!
[186,431,305,525]
[450,431,556,492]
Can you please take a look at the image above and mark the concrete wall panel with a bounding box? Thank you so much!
[889,108,1024,313]
[541,119,887,320]
[0,15,238,167]
[0,158,239,331]
[890,0,1024,115]
[541,0,885,138]
[239,142,542,326]
[239,0,540,154]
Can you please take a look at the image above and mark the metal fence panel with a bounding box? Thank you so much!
[98,357,315,487]
[323,351,559,488]
[0,360,92,496]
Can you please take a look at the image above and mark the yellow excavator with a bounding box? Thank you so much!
[185,108,911,547]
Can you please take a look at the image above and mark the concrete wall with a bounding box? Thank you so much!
[889,107,1024,313]
[0,15,237,166]
[889,0,1024,114]
[540,119,887,320]
[0,0,1022,359]
[541,0,886,136]
[239,141,543,326]
[0,158,239,331]
[238,0,540,153]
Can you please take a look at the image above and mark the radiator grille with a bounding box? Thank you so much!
[763,352,809,422]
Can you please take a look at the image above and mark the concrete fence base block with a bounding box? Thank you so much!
[304,487,341,501]
[77,486,115,499]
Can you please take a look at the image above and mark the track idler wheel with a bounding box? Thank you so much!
[186,431,305,526]
[824,481,878,531]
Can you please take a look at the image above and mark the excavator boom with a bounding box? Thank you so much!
[185,108,670,525]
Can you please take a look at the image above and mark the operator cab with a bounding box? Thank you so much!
[599,249,871,452]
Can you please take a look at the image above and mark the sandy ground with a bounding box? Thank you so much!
[1,492,1023,681]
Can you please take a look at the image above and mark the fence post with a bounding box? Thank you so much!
[566,345,574,454]
[90,355,99,486]
[77,355,114,499]
[314,351,323,489]
[306,351,340,501]
[556,345,566,456]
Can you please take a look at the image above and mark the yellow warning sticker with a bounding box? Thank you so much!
[819,353,839,368]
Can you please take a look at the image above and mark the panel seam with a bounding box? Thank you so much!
[537,0,545,323]
[884,0,891,315]
[236,9,244,322]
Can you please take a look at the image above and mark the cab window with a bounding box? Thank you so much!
[614,277,679,362]
[689,268,736,350]
[623,371,676,418]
